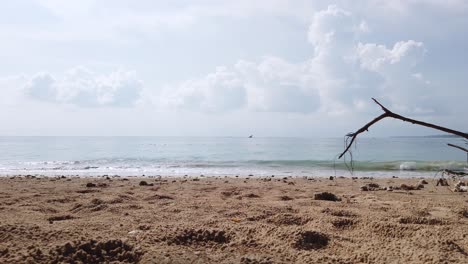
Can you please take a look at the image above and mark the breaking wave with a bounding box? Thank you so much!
[0,158,465,177]
[248,160,466,171]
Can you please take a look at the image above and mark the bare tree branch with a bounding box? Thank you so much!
[338,98,468,159]
[447,143,468,153]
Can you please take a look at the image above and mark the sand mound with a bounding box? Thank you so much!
[48,239,143,263]
[331,218,356,229]
[240,256,274,264]
[70,198,109,213]
[398,216,446,225]
[369,222,417,238]
[0,224,43,242]
[322,208,358,218]
[293,231,329,250]
[108,194,134,204]
[168,229,231,246]
[221,188,241,197]
[267,214,308,226]
[247,210,276,221]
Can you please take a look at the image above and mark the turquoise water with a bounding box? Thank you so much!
[0,136,466,177]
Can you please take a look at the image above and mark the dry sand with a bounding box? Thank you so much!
[0,175,467,263]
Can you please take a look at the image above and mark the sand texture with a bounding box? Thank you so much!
[0,175,467,263]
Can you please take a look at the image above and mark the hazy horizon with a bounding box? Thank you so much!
[1,1,467,137]
[0,134,465,138]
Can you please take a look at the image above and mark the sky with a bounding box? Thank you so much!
[0,0,467,137]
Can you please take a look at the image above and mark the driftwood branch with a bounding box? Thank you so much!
[338,98,468,159]
[447,143,468,153]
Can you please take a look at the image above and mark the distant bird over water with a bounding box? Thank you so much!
[248,135,253,138]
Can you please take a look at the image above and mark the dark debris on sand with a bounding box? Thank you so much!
[167,229,231,246]
[314,192,341,201]
[25,239,143,264]
[293,231,329,250]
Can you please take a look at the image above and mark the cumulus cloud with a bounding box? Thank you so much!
[25,67,143,107]
[162,4,431,115]
[236,58,320,113]
[356,40,426,72]
[18,5,432,115]
[308,5,361,54]
[303,5,379,114]
[159,67,246,112]
[353,40,433,113]
[161,57,320,113]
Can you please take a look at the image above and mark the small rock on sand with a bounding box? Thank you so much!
[400,184,423,190]
[314,192,341,202]
[139,181,154,186]
[360,183,380,191]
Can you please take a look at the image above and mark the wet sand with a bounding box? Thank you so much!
[0,175,467,263]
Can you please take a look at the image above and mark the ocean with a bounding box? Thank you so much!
[0,136,466,178]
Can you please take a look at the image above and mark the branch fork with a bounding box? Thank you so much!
[339,98,468,159]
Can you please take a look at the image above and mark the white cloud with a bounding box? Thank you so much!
[25,67,143,107]
[0,2,467,137]
[2,3,462,121]
[236,57,320,113]
[17,4,429,116]
[159,4,433,115]
[308,5,353,52]
[159,66,246,112]
[354,40,432,114]
[161,56,320,113]
[298,5,433,116]
[356,41,426,72]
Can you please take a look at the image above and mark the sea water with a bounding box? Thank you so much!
[0,136,466,177]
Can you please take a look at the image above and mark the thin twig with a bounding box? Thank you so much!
[447,143,468,153]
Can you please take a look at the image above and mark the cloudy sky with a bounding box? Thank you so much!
[1,0,467,137]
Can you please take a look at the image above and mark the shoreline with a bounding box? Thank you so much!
[0,169,457,179]
[0,175,467,263]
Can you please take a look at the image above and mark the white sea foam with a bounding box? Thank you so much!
[400,162,416,170]
[0,136,466,177]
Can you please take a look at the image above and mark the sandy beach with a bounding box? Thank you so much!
[0,175,467,263]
